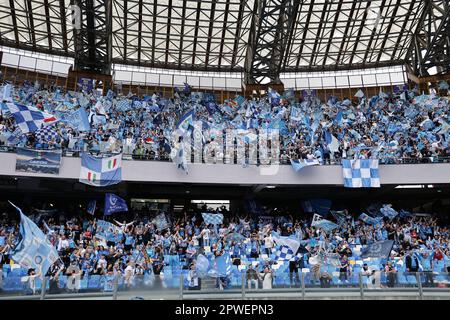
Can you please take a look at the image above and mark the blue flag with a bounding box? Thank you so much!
[272,232,301,253]
[359,213,383,226]
[8,202,59,275]
[311,213,339,232]
[196,254,210,275]
[64,107,90,131]
[176,110,195,135]
[290,159,320,172]
[212,253,232,277]
[87,200,96,215]
[104,193,128,216]
[307,199,332,216]
[380,204,398,220]
[360,240,394,259]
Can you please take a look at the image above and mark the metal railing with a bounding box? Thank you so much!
[0,145,448,166]
[0,271,448,300]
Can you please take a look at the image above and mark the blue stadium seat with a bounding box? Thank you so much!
[398,274,408,285]
[10,268,26,277]
[2,265,11,274]
[79,278,88,289]
[406,275,417,285]
[59,275,68,288]
[2,276,24,291]
[87,275,102,289]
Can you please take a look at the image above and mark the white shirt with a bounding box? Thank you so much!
[264,236,274,249]
[57,239,69,251]
[125,265,135,277]
[202,229,210,240]
[98,258,107,269]
[261,272,273,290]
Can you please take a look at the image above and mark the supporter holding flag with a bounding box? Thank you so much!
[8,201,59,277]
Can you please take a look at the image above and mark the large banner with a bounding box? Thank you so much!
[15,148,62,174]
[95,220,123,243]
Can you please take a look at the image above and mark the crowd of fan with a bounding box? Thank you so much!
[0,202,448,293]
[0,80,449,165]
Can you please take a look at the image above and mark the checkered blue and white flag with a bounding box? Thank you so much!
[5,103,57,134]
[342,159,380,188]
[201,212,224,225]
[35,125,60,142]
[132,100,143,108]
[273,245,302,261]
[115,99,130,111]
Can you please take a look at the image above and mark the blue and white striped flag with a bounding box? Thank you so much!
[201,212,224,225]
[9,202,59,275]
[290,158,320,172]
[342,159,380,188]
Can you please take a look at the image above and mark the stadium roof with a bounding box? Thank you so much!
[0,0,447,77]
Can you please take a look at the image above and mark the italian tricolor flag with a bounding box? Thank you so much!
[101,155,121,172]
[79,153,122,187]
[87,171,98,183]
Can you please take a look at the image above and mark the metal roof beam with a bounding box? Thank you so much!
[191,0,202,66]
[177,0,187,68]
[245,0,300,85]
[217,0,231,69]
[8,0,20,45]
[43,0,53,50]
[204,0,217,67]
[25,0,36,50]
[231,0,247,67]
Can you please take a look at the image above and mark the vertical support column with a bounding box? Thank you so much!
[416,272,423,300]
[179,273,184,300]
[72,0,112,75]
[241,272,246,299]
[40,277,47,300]
[301,272,305,300]
[112,274,119,300]
[358,272,364,300]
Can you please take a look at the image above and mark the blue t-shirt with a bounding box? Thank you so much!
[125,235,134,245]
[420,256,432,271]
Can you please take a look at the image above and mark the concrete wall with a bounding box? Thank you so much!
[1,153,449,186]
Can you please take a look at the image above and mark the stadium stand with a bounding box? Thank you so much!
[0,0,448,301]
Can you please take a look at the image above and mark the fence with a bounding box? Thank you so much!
[0,271,449,300]
[0,146,448,167]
